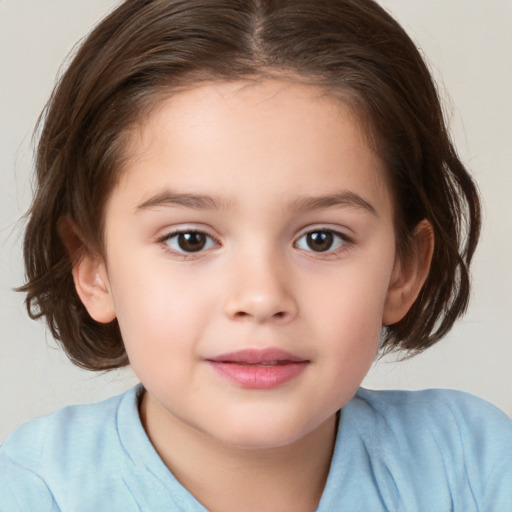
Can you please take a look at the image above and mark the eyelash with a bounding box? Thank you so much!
[158,227,353,257]
[158,229,220,257]
[294,228,352,255]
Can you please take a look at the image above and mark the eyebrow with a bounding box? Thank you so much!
[290,191,378,216]
[136,191,232,212]
[136,189,377,216]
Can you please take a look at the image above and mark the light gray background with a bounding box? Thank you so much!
[1,0,511,442]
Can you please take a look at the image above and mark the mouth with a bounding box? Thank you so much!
[206,348,309,389]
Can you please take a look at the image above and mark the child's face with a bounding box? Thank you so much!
[82,80,413,449]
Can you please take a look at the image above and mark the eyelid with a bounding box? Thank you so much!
[155,224,353,258]
[293,226,353,253]
[157,226,221,255]
[294,225,353,241]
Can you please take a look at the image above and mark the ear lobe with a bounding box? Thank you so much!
[58,217,116,324]
[72,253,117,323]
[382,220,434,326]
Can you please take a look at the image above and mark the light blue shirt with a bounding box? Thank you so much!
[1,385,511,511]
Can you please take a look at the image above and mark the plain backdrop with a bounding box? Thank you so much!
[1,0,511,442]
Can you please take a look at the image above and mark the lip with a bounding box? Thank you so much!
[206,348,309,389]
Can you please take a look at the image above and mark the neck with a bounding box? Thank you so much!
[139,392,337,512]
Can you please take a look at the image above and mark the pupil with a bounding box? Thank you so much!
[178,232,206,252]
[307,231,333,252]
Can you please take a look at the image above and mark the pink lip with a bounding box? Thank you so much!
[206,349,309,389]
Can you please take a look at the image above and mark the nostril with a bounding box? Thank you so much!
[231,309,287,321]
[224,290,298,323]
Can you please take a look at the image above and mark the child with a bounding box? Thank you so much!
[1,0,511,510]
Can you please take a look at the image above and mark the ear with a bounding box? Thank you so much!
[382,220,434,326]
[58,217,116,324]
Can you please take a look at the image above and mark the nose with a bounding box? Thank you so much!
[223,251,298,324]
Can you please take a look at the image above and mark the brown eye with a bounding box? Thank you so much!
[164,231,216,253]
[177,232,206,252]
[306,231,333,252]
[295,230,347,253]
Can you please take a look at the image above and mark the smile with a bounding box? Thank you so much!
[206,348,309,389]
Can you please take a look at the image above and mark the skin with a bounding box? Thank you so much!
[73,80,432,511]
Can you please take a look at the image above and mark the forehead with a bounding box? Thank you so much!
[115,79,391,215]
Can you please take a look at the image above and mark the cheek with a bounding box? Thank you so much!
[306,257,393,330]
[113,283,199,392]
[315,289,383,408]
[106,253,219,370]
[301,253,394,366]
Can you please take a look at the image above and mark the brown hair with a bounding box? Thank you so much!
[20,0,481,370]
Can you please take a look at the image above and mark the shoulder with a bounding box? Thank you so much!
[1,388,130,466]
[0,387,140,511]
[347,388,512,508]
[350,387,512,459]
[352,387,512,438]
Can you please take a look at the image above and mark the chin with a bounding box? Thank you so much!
[216,431,303,451]
[207,414,323,451]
